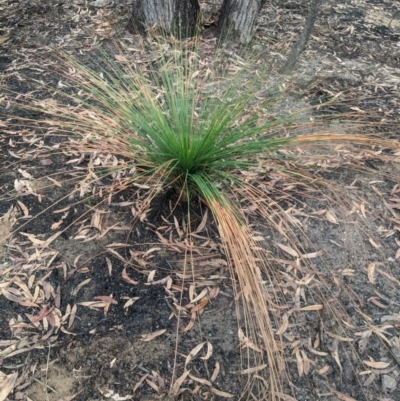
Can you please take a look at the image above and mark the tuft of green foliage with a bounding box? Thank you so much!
[50,39,298,210]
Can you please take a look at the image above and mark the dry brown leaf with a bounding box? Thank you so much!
[18,168,34,180]
[141,329,166,342]
[94,295,118,304]
[358,330,372,354]
[369,238,381,249]
[363,359,390,369]
[68,304,77,329]
[210,362,220,383]
[309,348,328,356]
[20,232,46,245]
[115,54,128,63]
[189,284,195,302]
[156,231,170,245]
[238,328,262,353]
[241,363,268,374]
[5,345,38,359]
[173,215,184,237]
[86,295,118,316]
[30,305,54,323]
[252,236,264,241]
[133,373,149,393]
[328,386,358,401]
[302,250,323,259]
[60,327,76,335]
[276,314,289,335]
[185,342,205,367]
[146,276,171,286]
[191,288,207,304]
[325,210,338,224]
[0,371,18,401]
[183,311,196,332]
[71,278,92,296]
[301,350,311,375]
[317,365,330,375]
[191,297,209,313]
[377,268,400,286]
[300,304,323,311]
[295,350,304,377]
[381,313,400,323]
[146,378,160,393]
[105,257,112,276]
[13,276,33,300]
[367,263,376,284]
[188,373,212,386]
[200,341,213,360]
[326,331,353,342]
[106,247,127,262]
[276,243,299,258]
[370,325,393,345]
[121,267,139,285]
[1,288,29,305]
[147,270,156,283]
[17,200,30,217]
[194,209,208,233]
[210,387,234,398]
[369,297,388,309]
[363,372,376,387]
[77,301,107,310]
[123,297,140,310]
[360,203,366,218]
[330,340,342,372]
[170,370,190,396]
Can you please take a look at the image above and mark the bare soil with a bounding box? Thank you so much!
[1,1,400,401]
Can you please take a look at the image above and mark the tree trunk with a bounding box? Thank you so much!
[131,0,200,38]
[218,0,265,44]
[281,0,324,73]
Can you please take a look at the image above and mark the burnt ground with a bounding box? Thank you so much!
[1,1,400,401]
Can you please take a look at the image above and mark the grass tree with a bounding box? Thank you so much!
[6,34,400,400]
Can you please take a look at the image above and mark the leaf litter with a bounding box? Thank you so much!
[1,0,400,400]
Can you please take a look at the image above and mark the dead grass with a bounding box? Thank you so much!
[1,1,400,401]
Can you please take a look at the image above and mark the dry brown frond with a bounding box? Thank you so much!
[210,198,287,400]
[294,133,400,150]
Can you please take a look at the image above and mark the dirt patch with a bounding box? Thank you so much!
[28,364,76,401]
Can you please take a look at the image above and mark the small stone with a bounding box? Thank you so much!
[382,374,398,392]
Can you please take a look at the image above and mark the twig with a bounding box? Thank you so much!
[45,342,52,401]
[378,9,400,66]
[280,0,324,74]
[32,377,58,394]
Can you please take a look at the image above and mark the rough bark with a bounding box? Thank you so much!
[218,0,265,44]
[131,0,200,38]
[281,0,324,73]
